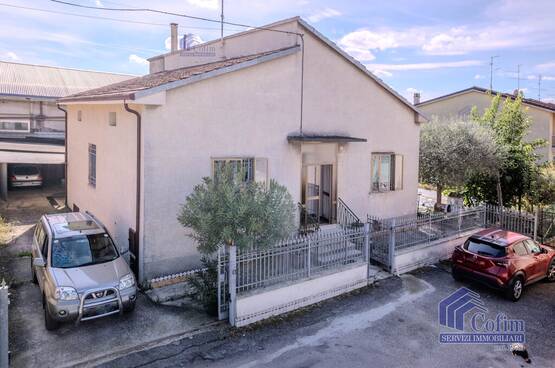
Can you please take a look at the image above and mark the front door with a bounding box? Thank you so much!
[301,164,335,225]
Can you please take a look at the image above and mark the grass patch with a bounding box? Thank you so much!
[0,216,13,246]
[17,251,32,257]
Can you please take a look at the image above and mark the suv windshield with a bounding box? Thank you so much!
[465,239,506,258]
[51,233,119,268]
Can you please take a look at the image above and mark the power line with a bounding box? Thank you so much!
[0,2,243,32]
[49,0,302,36]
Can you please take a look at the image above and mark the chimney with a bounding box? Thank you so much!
[170,23,178,52]
[413,92,421,105]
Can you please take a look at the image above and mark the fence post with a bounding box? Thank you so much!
[0,280,8,368]
[388,219,396,274]
[364,222,370,279]
[228,244,237,327]
[307,238,311,278]
[533,207,539,241]
[458,208,462,235]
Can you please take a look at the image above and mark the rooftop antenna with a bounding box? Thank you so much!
[489,55,499,91]
[538,74,542,101]
[517,64,522,92]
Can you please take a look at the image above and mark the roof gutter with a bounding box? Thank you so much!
[124,102,142,282]
[56,104,68,207]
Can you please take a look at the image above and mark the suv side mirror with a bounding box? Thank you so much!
[33,258,46,267]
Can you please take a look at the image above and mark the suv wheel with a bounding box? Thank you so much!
[547,259,555,282]
[44,303,59,331]
[506,276,524,302]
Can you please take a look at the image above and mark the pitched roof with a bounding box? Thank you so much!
[0,61,133,99]
[416,86,555,112]
[59,46,299,103]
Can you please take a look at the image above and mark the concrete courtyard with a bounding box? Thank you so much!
[104,265,555,368]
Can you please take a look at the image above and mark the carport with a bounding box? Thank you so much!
[0,140,64,201]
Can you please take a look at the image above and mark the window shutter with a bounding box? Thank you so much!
[394,154,403,190]
[254,158,268,188]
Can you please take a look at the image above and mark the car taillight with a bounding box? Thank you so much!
[37,174,43,180]
[9,175,16,181]
[493,259,509,267]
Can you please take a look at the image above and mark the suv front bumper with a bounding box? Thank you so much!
[46,286,136,323]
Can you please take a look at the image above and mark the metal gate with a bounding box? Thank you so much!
[217,245,229,321]
[539,208,555,244]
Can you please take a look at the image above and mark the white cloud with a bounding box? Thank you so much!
[366,60,483,71]
[5,51,19,61]
[372,69,393,78]
[527,74,555,81]
[307,8,342,23]
[338,28,424,61]
[536,62,555,71]
[128,54,148,65]
[187,0,218,10]
[474,74,484,80]
[94,0,104,8]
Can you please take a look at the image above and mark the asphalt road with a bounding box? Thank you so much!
[103,265,555,368]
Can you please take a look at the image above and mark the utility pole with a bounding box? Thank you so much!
[220,0,224,42]
[538,74,542,101]
[489,55,499,91]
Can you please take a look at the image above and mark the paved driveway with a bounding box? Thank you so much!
[106,265,555,368]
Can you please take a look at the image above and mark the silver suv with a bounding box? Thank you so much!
[31,212,136,330]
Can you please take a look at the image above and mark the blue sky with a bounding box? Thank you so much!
[1,0,555,103]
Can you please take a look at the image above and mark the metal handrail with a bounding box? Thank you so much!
[337,197,360,229]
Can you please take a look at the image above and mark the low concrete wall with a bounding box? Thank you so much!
[394,229,483,274]
[235,263,368,327]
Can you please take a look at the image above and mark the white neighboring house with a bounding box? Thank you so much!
[414,86,555,162]
[0,61,133,200]
[59,17,427,283]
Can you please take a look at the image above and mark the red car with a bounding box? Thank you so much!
[452,228,555,301]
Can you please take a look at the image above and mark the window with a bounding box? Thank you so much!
[371,153,403,192]
[211,157,269,186]
[108,112,117,127]
[464,239,506,258]
[51,233,119,268]
[35,223,48,259]
[77,110,82,122]
[524,239,542,254]
[0,119,30,133]
[512,242,529,256]
[88,144,96,187]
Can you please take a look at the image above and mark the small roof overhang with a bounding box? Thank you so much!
[287,133,367,143]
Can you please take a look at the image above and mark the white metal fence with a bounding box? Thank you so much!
[0,280,8,368]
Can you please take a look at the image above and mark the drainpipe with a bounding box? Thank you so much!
[57,104,68,207]
[124,102,142,281]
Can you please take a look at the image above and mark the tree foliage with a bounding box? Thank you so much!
[178,166,296,254]
[527,164,555,207]
[419,119,505,205]
[466,93,545,208]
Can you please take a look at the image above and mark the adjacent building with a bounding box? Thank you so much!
[59,17,427,282]
[415,86,555,162]
[0,61,133,200]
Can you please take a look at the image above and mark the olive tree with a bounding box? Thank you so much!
[178,166,296,254]
[419,120,505,208]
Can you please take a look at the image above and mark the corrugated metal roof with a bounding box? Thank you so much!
[0,61,134,99]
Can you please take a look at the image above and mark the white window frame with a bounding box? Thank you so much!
[0,119,30,133]
[211,157,269,187]
[371,153,403,193]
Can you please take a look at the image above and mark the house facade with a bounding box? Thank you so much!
[0,61,132,200]
[415,87,555,162]
[60,17,426,283]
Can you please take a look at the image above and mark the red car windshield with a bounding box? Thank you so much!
[464,239,506,258]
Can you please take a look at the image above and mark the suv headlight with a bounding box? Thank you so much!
[54,287,78,301]
[118,274,135,290]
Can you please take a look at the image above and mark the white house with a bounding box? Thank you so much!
[415,86,555,162]
[59,17,427,282]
